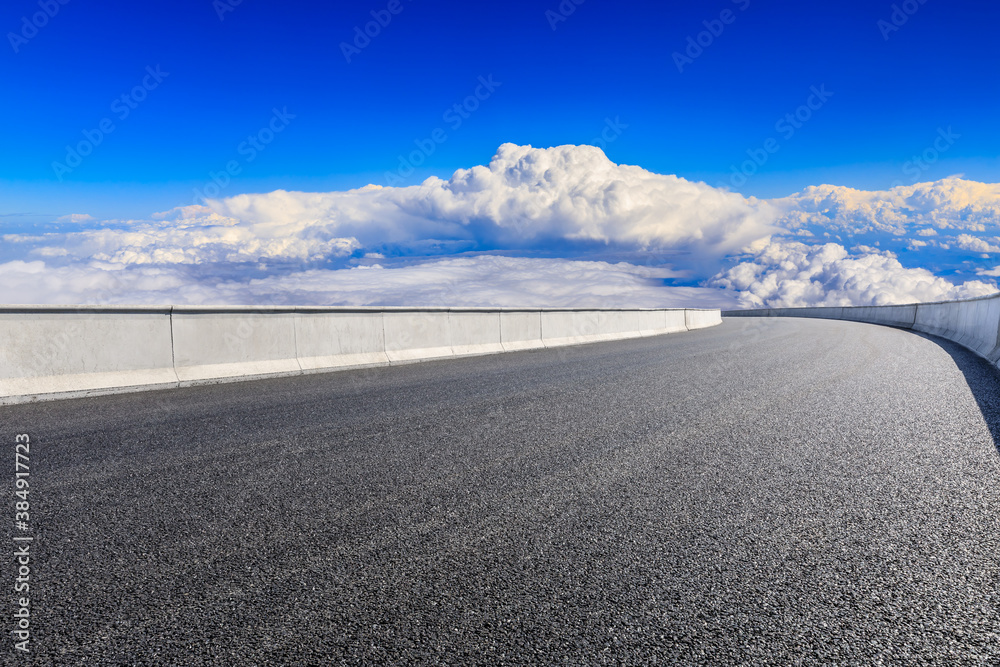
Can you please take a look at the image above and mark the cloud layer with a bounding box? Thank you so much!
[708,177,1000,307]
[213,142,777,262]
[773,178,1000,237]
[0,255,737,308]
[711,241,996,308]
[2,144,1000,308]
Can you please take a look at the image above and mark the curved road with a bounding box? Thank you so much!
[4,318,1000,664]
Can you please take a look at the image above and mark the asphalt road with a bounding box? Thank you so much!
[4,317,1000,665]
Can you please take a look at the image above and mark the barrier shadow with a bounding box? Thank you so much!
[908,330,1000,456]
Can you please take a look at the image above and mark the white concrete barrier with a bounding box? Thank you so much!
[636,310,666,336]
[171,308,301,384]
[724,293,1000,369]
[776,307,843,320]
[448,311,504,358]
[499,311,544,351]
[0,307,176,399]
[295,310,389,373]
[0,305,722,403]
[382,310,454,363]
[841,305,916,328]
[540,311,602,347]
[913,295,1000,361]
[635,310,688,336]
[685,309,723,330]
[663,310,690,333]
[597,310,644,341]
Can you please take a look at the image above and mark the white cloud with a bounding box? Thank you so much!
[63,206,358,266]
[4,144,777,278]
[37,206,361,266]
[0,260,188,306]
[55,213,95,224]
[212,143,778,263]
[772,177,1000,236]
[710,241,997,308]
[228,255,739,308]
[0,256,739,308]
[4,145,1000,309]
[954,234,1000,254]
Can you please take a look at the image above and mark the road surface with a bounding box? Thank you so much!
[3,317,1000,664]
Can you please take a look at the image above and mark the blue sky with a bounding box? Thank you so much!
[2,0,1000,308]
[3,0,999,219]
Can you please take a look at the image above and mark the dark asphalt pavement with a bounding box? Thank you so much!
[4,318,1000,665]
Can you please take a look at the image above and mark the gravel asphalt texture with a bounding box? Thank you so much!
[3,317,1000,665]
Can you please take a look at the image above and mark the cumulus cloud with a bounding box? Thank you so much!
[773,178,1000,237]
[711,241,997,308]
[4,143,777,277]
[954,234,1000,254]
[213,143,778,264]
[4,144,1000,308]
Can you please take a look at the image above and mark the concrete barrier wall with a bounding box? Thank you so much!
[0,307,177,399]
[597,310,643,341]
[295,311,388,373]
[664,310,691,334]
[0,306,722,404]
[724,293,1000,370]
[172,309,301,383]
[912,297,1000,360]
[540,311,602,347]
[383,310,455,363]
[685,309,723,330]
[448,311,504,358]
[499,311,543,352]
[840,305,916,328]
[636,310,664,336]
